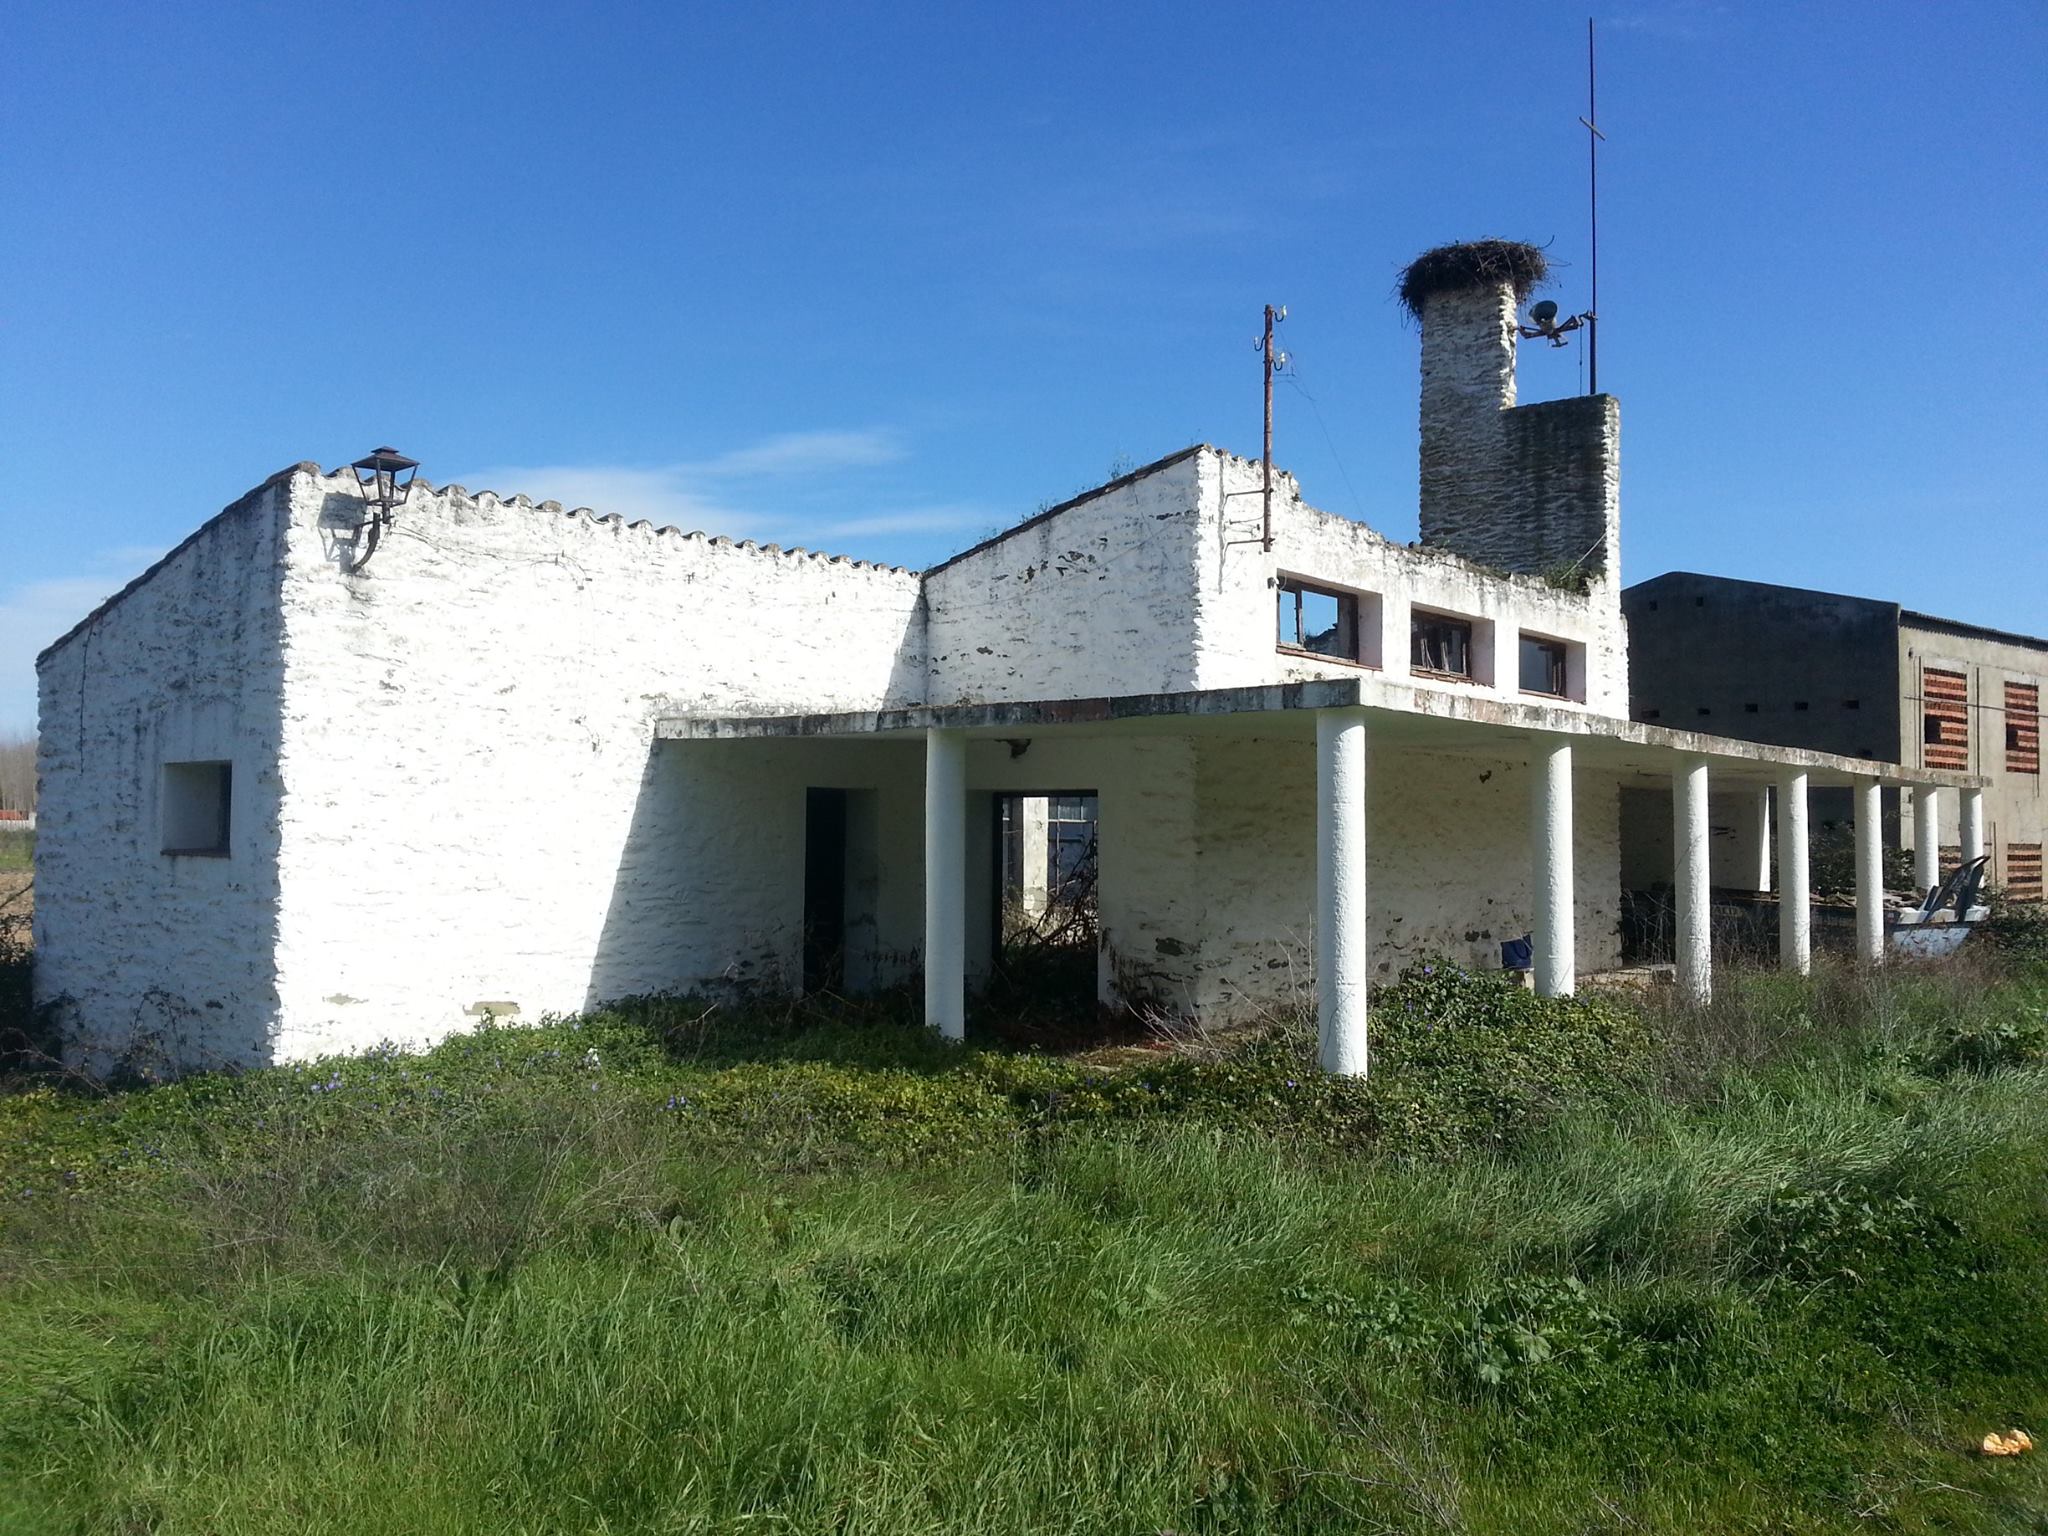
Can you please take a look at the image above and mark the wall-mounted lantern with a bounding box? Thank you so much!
[344,447,418,574]
[351,446,419,527]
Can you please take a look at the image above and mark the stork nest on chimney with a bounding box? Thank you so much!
[1397,240,1550,321]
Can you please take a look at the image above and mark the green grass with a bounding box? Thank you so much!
[3,956,2048,1532]
[0,829,31,873]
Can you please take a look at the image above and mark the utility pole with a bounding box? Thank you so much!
[1580,17,1605,395]
[1257,303,1287,551]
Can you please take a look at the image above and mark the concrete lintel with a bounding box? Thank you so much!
[654,677,1986,792]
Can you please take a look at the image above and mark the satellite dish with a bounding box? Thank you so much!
[1529,300,1559,326]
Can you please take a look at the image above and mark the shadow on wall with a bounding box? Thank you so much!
[583,739,799,1011]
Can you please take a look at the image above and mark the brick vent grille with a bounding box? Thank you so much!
[1923,668,1970,770]
[2008,844,2043,903]
[2006,682,2040,775]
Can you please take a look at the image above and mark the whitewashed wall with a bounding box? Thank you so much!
[1188,450,1630,715]
[34,477,293,1075]
[1186,733,1622,1015]
[265,470,927,1061]
[923,452,1206,704]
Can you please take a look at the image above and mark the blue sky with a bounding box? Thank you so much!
[2,0,2042,731]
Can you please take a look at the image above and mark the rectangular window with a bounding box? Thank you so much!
[1046,794,1097,901]
[2006,682,2039,775]
[1518,635,1569,697]
[162,761,232,856]
[1411,612,1474,679]
[1922,667,1970,770]
[1276,580,1357,662]
[2008,843,2043,902]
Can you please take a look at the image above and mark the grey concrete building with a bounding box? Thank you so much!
[1624,573,2044,900]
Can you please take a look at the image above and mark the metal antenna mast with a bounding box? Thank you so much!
[1257,303,1288,551]
[1580,18,1605,395]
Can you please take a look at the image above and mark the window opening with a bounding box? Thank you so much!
[162,761,232,856]
[1276,580,1357,661]
[1922,667,1970,770]
[1410,612,1473,678]
[2006,682,2039,774]
[1518,635,1568,697]
[2008,843,2043,901]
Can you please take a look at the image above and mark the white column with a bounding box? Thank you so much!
[1673,755,1712,1006]
[924,729,967,1040]
[1853,777,1884,965]
[1751,787,1773,894]
[1018,795,1051,915]
[1776,769,1811,975]
[1912,786,1941,898]
[1316,708,1369,1076]
[1960,786,1986,868]
[1531,739,1576,997]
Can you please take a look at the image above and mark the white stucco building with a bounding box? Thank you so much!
[34,241,1983,1076]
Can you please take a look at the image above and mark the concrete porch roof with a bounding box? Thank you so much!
[655,677,1986,792]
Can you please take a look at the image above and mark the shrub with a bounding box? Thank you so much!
[1364,959,1654,1158]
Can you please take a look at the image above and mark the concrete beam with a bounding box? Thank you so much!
[1317,708,1369,1076]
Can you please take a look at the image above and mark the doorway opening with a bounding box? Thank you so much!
[986,791,1101,1032]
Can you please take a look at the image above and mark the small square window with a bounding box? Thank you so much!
[1843,698,1860,710]
[1518,635,1568,697]
[1744,702,1760,714]
[1793,701,1810,712]
[1276,580,1357,661]
[1644,708,1661,720]
[1411,612,1473,678]
[162,761,232,856]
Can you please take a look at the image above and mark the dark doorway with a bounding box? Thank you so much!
[803,788,848,992]
[985,791,1101,1036]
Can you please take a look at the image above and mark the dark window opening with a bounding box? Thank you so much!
[2007,682,2039,774]
[1276,580,1357,661]
[1923,668,1970,770]
[1744,702,1759,713]
[1411,613,1473,678]
[1518,635,1569,697]
[162,761,232,856]
[1694,596,1706,607]
[1697,707,1712,717]
[1644,709,1661,720]
[1794,701,1810,712]
[1843,698,1861,710]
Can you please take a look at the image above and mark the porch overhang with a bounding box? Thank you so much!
[654,677,1987,792]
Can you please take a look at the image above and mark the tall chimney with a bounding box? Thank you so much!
[1399,240,1619,585]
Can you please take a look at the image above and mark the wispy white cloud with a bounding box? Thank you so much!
[453,464,749,534]
[1602,1,1730,42]
[807,506,986,539]
[693,430,904,478]
[0,571,147,732]
[461,428,912,538]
